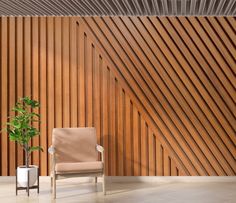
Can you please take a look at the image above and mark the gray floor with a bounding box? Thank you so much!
[0,177,235,203]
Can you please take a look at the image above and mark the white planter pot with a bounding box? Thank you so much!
[17,165,38,187]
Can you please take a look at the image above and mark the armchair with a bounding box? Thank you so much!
[48,127,105,199]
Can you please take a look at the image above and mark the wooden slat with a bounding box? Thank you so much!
[156,142,163,176]
[8,17,16,175]
[16,17,24,168]
[62,17,70,127]
[1,17,8,175]
[94,48,101,145]
[141,118,148,176]
[148,129,155,176]
[32,17,40,167]
[24,17,32,166]
[125,93,132,176]
[55,17,63,128]
[70,17,78,127]
[86,38,93,127]
[47,17,54,174]
[164,150,170,176]
[78,23,85,127]
[117,84,124,175]
[39,17,47,175]
[133,105,140,175]
[109,71,116,176]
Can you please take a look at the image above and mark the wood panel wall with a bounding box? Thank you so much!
[0,16,235,176]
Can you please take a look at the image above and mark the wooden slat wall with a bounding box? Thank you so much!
[0,16,235,176]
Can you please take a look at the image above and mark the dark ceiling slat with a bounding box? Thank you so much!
[225,0,235,15]
[181,0,187,15]
[27,0,54,16]
[112,0,124,15]
[71,0,88,15]
[49,0,71,15]
[0,0,235,16]
[142,0,151,15]
[198,0,206,15]
[84,0,100,15]
[94,0,110,16]
[173,0,178,15]
[162,0,168,15]
[6,1,35,16]
[190,0,196,15]
[101,0,117,16]
[0,3,22,16]
[121,0,131,15]
[131,0,141,15]
[207,0,216,15]
[215,0,226,15]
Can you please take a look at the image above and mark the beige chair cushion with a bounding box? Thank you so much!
[55,161,103,174]
[52,128,98,163]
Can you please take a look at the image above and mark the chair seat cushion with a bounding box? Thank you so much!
[55,161,103,174]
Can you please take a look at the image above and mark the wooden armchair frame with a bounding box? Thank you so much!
[48,144,105,199]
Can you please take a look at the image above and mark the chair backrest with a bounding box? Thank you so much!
[52,127,98,163]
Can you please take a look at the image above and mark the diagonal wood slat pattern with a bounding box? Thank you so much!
[0,16,235,176]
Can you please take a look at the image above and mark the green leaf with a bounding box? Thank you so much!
[22,97,40,108]
[12,106,26,114]
[29,146,43,153]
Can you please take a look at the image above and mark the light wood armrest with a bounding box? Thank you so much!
[48,146,56,176]
[96,144,104,153]
[48,145,55,154]
[96,144,104,162]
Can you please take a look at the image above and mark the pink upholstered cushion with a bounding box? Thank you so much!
[52,128,98,163]
[55,161,103,174]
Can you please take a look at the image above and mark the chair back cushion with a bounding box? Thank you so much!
[52,127,98,163]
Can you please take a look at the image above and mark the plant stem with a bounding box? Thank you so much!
[25,143,29,168]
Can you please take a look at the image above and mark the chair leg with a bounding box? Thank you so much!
[52,174,56,199]
[50,176,53,193]
[95,177,97,183]
[103,174,106,195]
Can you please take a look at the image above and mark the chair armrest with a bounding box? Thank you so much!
[96,144,104,163]
[48,146,56,176]
[48,146,55,154]
[96,144,104,153]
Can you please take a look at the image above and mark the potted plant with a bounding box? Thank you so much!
[4,97,43,187]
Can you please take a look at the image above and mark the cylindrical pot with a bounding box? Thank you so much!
[17,165,38,187]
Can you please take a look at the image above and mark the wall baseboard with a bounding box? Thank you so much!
[1,176,236,183]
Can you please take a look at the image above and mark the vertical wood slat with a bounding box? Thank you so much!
[133,105,140,175]
[79,23,85,127]
[117,84,124,175]
[109,71,116,176]
[141,118,148,176]
[70,17,78,127]
[55,17,62,128]
[148,129,155,176]
[1,17,8,175]
[125,93,132,176]
[47,17,54,174]
[32,17,39,167]
[39,17,47,175]
[0,16,235,176]
[86,38,93,127]
[102,61,109,175]
[23,17,32,166]
[16,17,24,168]
[62,17,70,128]
[9,17,16,175]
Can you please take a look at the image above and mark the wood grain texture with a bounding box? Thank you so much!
[0,16,235,176]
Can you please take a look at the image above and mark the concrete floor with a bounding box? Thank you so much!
[0,177,235,203]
